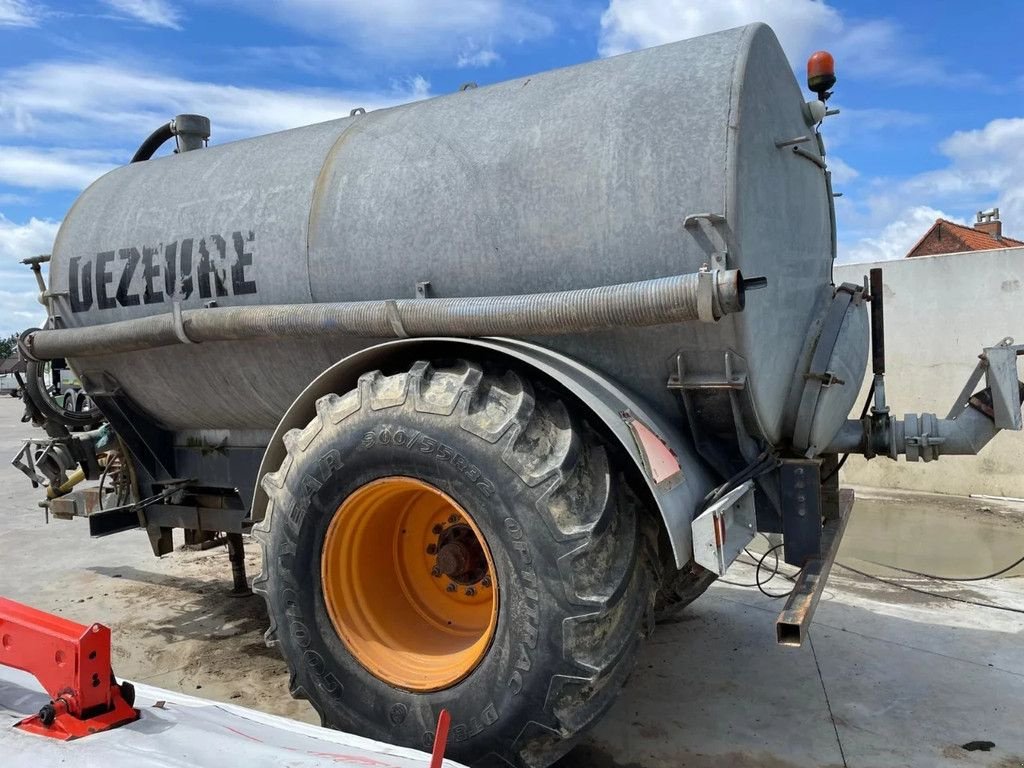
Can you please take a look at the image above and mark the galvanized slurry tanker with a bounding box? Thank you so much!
[11,23,1023,767]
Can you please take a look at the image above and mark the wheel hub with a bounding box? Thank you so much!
[434,524,488,585]
[320,477,498,692]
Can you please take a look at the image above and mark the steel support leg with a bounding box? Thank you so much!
[227,532,252,596]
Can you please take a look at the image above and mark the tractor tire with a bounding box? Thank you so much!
[654,564,717,620]
[255,360,658,768]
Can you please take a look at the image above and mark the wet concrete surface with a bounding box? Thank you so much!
[1,397,1022,766]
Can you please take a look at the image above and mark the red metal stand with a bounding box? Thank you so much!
[0,596,139,739]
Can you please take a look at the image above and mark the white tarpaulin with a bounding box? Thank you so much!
[0,667,467,768]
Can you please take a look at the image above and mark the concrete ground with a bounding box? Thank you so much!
[1,396,1022,767]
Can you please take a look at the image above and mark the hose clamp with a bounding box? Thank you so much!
[696,270,718,323]
[171,301,198,344]
[385,300,409,338]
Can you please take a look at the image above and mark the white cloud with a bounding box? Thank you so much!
[0,0,38,27]
[0,214,58,335]
[0,60,432,189]
[599,0,840,62]
[2,61,431,142]
[828,156,858,185]
[0,146,117,190]
[840,205,951,263]
[457,41,501,68]
[824,107,926,150]
[245,0,552,59]
[911,118,1024,226]
[839,116,1024,262]
[0,214,58,262]
[0,289,44,336]
[597,0,975,87]
[102,0,181,29]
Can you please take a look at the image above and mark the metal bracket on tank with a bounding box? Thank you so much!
[683,212,729,271]
[667,349,747,391]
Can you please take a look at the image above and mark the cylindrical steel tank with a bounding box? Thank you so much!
[47,23,852,447]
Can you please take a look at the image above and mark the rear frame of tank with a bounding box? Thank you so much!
[43,22,865,567]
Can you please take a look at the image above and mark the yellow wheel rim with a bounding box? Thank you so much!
[321,476,498,692]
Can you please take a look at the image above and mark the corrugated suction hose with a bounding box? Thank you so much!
[27,269,753,360]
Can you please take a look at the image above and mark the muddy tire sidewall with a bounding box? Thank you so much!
[266,408,564,760]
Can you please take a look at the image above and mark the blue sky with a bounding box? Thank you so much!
[1,0,1022,335]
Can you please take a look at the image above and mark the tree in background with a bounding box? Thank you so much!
[0,333,19,359]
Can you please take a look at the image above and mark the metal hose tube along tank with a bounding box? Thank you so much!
[27,269,747,360]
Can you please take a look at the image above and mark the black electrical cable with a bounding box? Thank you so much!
[846,554,1024,583]
[833,562,1024,616]
[718,542,794,596]
[822,377,877,484]
[755,544,793,598]
[703,450,779,508]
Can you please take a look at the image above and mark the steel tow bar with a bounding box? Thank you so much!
[775,489,855,646]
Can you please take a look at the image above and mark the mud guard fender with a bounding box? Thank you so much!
[252,337,715,569]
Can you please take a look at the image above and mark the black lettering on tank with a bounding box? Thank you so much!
[69,256,93,312]
[196,238,212,299]
[78,229,257,310]
[231,230,257,295]
[116,247,141,307]
[179,238,194,299]
[163,242,177,298]
[197,236,228,299]
[142,246,163,304]
[95,251,116,310]
[210,234,229,297]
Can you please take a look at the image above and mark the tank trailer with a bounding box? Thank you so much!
[12,24,1023,768]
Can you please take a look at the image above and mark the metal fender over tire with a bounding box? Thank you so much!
[254,360,658,767]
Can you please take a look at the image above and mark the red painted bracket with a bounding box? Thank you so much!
[0,596,139,739]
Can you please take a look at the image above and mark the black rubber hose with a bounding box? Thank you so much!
[24,361,104,430]
[130,122,175,163]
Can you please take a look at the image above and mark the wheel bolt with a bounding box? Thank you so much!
[426,544,436,555]
[432,524,444,534]
[465,586,476,596]
[481,576,491,588]
[446,583,457,592]
[431,566,442,577]
[447,514,459,524]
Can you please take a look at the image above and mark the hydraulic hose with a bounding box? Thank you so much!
[27,269,750,360]
[130,122,175,163]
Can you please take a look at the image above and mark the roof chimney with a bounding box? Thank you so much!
[975,208,1002,240]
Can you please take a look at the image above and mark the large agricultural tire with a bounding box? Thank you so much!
[255,359,658,767]
[654,564,717,620]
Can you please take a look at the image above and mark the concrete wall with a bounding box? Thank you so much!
[834,247,1024,497]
